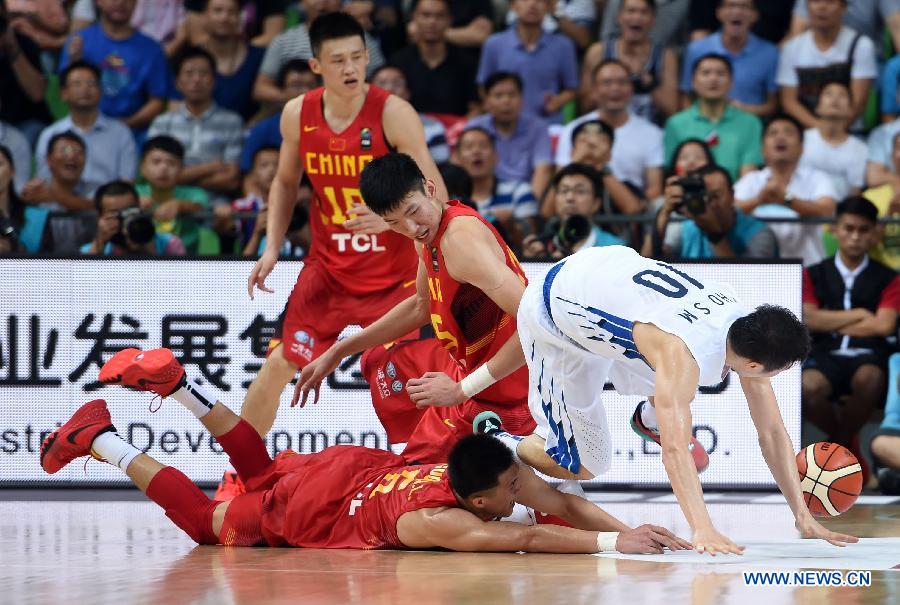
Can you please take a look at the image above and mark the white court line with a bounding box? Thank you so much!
[751,494,900,505]
[645,493,728,503]
[596,538,900,570]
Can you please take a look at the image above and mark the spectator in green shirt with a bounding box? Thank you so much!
[664,53,763,181]
[137,135,209,254]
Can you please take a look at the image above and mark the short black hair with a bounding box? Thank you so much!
[591,57,631,84]
[484,71,523,94]
[142,135,185,161]
[276,58,314,87]
[359,152,426,215]
[448,434,515,499]
[571,119,615,146]
[692,52,733,78]
[553,163,604,198]
[818,79,853,103]
[716,0,756,7]
[457,126,495,149]
[727,305,810,372]
[252,145,280,165]
[668,138,714,177]
[836,195,879,224]
[94,180,139,212]
[60,60,101,88]
[620,0,656,12]
[47,131,86,154]
[764,113,804,141]
[309,12,366,58]
[173,45,216,76]
[695,163,733,189]
[438,162,473,203]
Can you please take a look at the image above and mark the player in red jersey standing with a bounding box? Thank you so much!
[239,14,447,454]
[39,348,688,554]
[296,153,535,465]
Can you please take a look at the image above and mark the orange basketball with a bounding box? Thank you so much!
[796,442,863,517]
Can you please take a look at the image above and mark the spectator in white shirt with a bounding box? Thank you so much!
[777,0,877,129]
[799,81,867,199]
[555,58,664,201]
[735,114,838,264]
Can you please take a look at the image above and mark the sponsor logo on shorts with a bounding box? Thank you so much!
[391,380,403,393]
[291,342,313,362]
[294,331,310,345]
[375,368,391,399]
[386,362,397,379]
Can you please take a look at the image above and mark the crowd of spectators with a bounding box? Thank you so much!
[3,0,900,493]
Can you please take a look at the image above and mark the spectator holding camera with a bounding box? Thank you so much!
[82,180,185,256]
[735,114,838,264]
[136,135,209,254]
[651,163,777,259]
[523,163,626,260]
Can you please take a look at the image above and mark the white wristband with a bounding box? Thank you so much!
[596,532,619,553]
[460,364,497,398]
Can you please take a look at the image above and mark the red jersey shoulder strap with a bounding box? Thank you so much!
[300,87,325,128]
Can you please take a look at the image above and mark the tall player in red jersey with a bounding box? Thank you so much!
[241,13,447,441]
[39,348,687,554]
[296,153,535,464]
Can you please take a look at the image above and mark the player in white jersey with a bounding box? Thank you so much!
[509,246,856,555]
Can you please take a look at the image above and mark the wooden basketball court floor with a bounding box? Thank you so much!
[2,491,899,605]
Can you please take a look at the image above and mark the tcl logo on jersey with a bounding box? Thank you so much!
[332,233,387,253]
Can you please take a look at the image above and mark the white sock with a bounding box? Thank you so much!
[493,431,523,463]
[170,377,217,418]
[91,431,142,473]
[640,400,658,431]
[557,479,586,499]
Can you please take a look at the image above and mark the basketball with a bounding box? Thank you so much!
[796,442,863,517]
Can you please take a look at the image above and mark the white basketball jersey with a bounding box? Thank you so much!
[544,246,747,388]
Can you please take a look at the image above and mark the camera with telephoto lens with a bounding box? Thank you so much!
[538,214,593,253]
[113,207,155,247]
[676,175,708,215]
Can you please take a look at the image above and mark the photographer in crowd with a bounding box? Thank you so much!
[650,163,777,259]
[81,180,185,256]
[522,163,626,260]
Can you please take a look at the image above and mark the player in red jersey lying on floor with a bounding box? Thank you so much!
[39,347,690,553]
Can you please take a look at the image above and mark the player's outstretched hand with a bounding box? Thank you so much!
[292,351,340,408]
[344,204,390,235]
[406,372,466,408]
[692,526,745,556]
[248,250,278,300]
[615,525,691,554]
[795,514,859,547]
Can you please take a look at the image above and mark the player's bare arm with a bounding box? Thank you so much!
[514,462,690,551]
[247,95,305,299]
[396,506,682,555]
[635,324,745,556]
[293,258,431,406]
[382,95,449,202]
[406,217,528,408]
[741,375,859,547]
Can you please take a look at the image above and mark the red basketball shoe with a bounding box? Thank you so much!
[40,399,115,474]
[214,470,247,501]
[99,348,185,397]
[630,401,710,472]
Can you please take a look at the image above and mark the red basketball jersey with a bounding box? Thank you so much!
[299,85,417,294]
[422,201,530,406]
[260,446,458,549]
